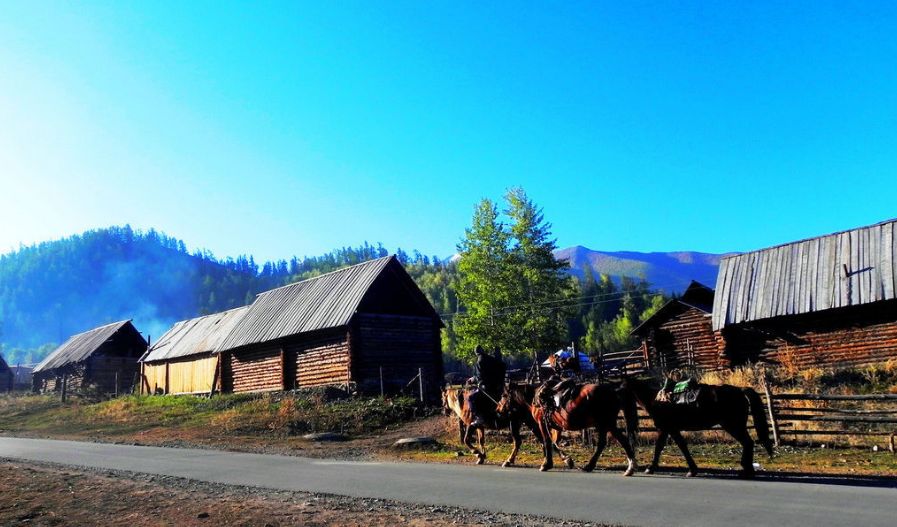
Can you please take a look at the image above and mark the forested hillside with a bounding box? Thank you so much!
[0,224,686,368]
[0,226,447,364]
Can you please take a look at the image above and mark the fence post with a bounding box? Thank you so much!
[114,371,119,398]
[379,367,384,398]
[418,367,424,402]
[61,374,67,403]
[762,378,780,447]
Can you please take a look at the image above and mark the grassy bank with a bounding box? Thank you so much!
[0,391,425,453]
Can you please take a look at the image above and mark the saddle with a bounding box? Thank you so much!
[656,378,701,405]
[537,378,579,414]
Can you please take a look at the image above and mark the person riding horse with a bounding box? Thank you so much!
[467,345,506,427]
[538,349,580,414]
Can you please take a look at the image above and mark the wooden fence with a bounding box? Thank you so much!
[595,349,648,378]
[596,386,897,452]
[763,388,897,451]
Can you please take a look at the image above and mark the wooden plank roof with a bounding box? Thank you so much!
[140,306,249,363]
[33,320,144,373]
[216,255,438,352]
[712,218,897,330]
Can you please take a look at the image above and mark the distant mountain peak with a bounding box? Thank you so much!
[554,246,725,294]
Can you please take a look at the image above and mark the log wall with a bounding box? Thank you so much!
[720,300,897,370]
[229,343,284,393]
[352,313,442,398]
[87,356,140,393]
[32,364,87,394]
[644,307,722,372]
[291,332,350,388]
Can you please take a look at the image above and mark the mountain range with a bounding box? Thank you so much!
[555,246,728,293]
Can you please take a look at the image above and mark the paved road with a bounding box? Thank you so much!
[1,437,894,527]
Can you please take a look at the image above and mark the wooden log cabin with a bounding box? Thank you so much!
[31,320,147,394]
[632,281,721,373]
[139,306,249,395]
[0,354,13,392]
[214,255,444,398]
[712,218,897,370]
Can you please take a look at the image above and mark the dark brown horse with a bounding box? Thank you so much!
[623,376,774,478]
[497,382,639,475]
[442,386,540,466]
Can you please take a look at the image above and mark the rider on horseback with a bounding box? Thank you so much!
[467,345,507,427]
[537,349,579,414]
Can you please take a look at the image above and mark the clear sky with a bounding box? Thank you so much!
[1,2,895,263]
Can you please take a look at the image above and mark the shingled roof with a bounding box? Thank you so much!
[141,306,249,363]
[34,320,145,373]
[217,256,439,351]
[712,218,897,330]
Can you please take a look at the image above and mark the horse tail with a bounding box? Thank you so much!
[744,387,774,457]
[620,385,640,445]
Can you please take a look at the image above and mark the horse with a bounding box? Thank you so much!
[441,385,538,467]
[622,376,774,478]
[497,382,639,475]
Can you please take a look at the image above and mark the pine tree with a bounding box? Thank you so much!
[504,187,572,360]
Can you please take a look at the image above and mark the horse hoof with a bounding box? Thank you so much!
[623,468,635,477]
[685,471,697,478]
[476,457,486,465]
[644,467,655,475]
[580,466,594,473]
[738,470,756,480]
[565,458,575,469]
[501,461,512,468]
[540,464,551,472]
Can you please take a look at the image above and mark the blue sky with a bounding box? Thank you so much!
[1,2,895,262]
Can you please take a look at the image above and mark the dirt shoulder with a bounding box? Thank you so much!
[0,459,610,527]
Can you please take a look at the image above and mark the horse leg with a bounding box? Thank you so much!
[726,424,756,478]
[581,427,607,473]
[502,419,521,468]
[609,426,638,477]
[552,430,575,469]
[539,421,554,472]
[476,427,487,465]
[645,430,668,474]
[463,424,483,462]
[457,419,467,446]
[669,431,699,477]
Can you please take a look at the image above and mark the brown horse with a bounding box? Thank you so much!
[442,386,539,466]
[498,382,639,475]
[623,376,774,478]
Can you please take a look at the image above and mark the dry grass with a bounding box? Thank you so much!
[0,391,423,441]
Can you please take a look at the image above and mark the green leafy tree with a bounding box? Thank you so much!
[454,190,572,364]
[454,198,516,363]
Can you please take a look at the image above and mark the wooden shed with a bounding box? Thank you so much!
[32,320,147,394]
[215,255,444,398]
[11,365,33,391]
[713,218,897,369]
[0,354,13,392]
[139,306,249,395]
[632,281,720,373]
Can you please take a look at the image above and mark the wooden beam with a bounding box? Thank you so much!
[280,347,287,391]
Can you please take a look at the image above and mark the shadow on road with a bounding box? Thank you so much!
[643,466,897,489]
